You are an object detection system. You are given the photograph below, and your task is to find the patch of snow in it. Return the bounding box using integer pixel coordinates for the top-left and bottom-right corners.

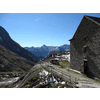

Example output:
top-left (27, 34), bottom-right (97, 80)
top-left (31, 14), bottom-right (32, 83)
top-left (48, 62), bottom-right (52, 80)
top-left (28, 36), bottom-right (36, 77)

top-left (69, 68), bottom-right (81, 74)
top-left (34, 69), bottom-right (67, 88)
top-left (61, 59), bottom-right (67, 60)
top-left (39, 82), bottom-right (42, 84)
top-left (55, 81), bottom-right (58, 84)
top-left (49, 77), bottom-right (53, 82)
top-left (55, 53), bottom-right (70, 62)
top-left (42, 81), bottom-right (46, 84)
top-left (58, 86), bottom-right (60, 88)
top-left (54, 58), bottom-right (59, 60)
top-left (32, 84), bottom-right (39, 88)
top-left (5, 75), bottom-right (9, 77)
top-left (45, 79), bottom-right (48, 83)
top-left (1, 77), bottom-right (6, 80)
top-left (61, 54), bottom-right (70, 62)
top-left (0, 77), bottom-right (20, 86)
top-left (15, 84), bottom-right (19, 88)
top-left (56, 56), bottom-right (61, 58)
top-left (0, 82), bottom-right (6, 85)
top-left (49, 76), bottom-right (59, 86)
top-left (39, 69), bottom-right (48, 76)
top-left (8, 77), bottom-right (19, 83)
top-left (61, 81), bottom-right (65, 84)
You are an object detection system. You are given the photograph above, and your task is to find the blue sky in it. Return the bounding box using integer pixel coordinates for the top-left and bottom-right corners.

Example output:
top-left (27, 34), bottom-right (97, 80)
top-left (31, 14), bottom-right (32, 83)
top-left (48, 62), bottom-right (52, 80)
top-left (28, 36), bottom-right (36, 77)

top-left (0, 13), bottom-right (100, 47)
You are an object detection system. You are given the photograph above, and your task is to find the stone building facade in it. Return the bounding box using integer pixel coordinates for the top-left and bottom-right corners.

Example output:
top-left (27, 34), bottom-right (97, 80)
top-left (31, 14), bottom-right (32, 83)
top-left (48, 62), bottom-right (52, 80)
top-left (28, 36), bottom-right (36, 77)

top-left (69, 15), bottom-right (100, 78)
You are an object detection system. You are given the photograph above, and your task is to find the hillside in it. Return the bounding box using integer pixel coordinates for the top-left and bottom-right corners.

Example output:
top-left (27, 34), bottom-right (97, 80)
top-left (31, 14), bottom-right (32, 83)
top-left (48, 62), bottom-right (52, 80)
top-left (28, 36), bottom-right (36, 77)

top-left (0, 45), bottom-right (35, 72)
top-left (0, 26), bottom-right (37, 63)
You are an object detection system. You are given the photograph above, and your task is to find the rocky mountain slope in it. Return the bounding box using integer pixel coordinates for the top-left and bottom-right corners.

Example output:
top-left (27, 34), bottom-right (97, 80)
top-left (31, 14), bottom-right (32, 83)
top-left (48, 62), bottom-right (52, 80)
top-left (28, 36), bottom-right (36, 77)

top-left (0, 26), bottom-right (37, 63)
top-left (0, 45), bottom-right (35, 72)
top-left (24, 44), bottom-right (70, 57)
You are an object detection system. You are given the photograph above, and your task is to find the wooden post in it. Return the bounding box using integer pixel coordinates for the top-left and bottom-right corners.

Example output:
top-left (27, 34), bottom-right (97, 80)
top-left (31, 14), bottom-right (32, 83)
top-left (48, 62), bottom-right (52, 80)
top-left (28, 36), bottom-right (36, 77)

top-left (75, 77), bottom-right (76, 85)
top-left (70, 74), bottom-right (71, 83)
top-left (52, 46), bottom-right (54, 58)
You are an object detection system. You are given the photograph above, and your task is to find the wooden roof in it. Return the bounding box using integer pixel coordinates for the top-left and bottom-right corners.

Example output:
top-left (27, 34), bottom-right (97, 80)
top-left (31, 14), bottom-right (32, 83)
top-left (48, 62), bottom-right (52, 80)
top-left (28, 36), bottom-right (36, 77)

top-left (69, 15), bottom-right (100, 41)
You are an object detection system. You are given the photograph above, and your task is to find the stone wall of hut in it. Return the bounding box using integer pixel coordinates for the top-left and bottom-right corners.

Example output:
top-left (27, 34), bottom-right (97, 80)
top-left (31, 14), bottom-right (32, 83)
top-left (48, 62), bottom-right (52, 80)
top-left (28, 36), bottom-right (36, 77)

top-left (70, 16), bottom-right (100, 78)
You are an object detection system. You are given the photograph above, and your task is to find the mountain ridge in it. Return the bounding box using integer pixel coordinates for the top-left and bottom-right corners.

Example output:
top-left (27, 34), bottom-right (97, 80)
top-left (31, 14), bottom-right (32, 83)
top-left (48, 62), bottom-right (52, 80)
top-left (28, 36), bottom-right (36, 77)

top-left (24, 44), bottom-right (70, 57)
top-left (0, 26), bottom-right (37, 63)
top-left (0, 45), bottom-right (35, 72)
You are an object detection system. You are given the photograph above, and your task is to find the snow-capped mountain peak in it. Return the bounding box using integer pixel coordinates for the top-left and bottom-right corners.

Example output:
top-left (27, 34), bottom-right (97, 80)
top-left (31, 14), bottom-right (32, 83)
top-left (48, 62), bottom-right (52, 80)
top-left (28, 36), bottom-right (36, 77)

top-left (42, 44), bottom-right (47, 47)
top-left (41, 44), bottom-right (49, 51)
top-left (24, 44), bottom-right (70, 57)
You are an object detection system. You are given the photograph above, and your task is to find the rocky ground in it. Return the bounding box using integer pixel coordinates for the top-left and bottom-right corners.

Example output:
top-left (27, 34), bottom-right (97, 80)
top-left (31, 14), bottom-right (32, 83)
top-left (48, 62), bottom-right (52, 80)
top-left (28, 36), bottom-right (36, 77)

top-left (1, 51), bottom-right (100, 88)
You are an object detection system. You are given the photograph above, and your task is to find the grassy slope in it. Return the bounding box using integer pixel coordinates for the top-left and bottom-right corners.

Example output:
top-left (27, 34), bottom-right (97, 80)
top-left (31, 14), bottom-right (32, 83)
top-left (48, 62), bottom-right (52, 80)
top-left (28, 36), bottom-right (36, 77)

top-left (59, 60), bottom-right (70, 68)
top-left (0, 45), bottom-right (36, 73)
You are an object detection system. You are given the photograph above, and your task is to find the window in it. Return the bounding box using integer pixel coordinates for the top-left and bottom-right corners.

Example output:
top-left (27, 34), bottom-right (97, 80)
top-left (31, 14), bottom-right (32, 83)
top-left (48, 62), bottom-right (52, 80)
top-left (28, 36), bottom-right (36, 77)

top-left (84, 36), bottom-right (87, 41)
top-left (84, 47), bottom-right (88, 53)
top-left (84, 47), bottom-right (86, 53)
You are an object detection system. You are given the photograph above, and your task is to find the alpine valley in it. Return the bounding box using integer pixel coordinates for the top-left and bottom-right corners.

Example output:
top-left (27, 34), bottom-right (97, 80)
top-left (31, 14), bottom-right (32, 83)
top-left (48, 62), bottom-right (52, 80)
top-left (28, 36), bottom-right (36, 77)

top-left (0, 26), bottom-right (71, 88)
top-left (0, 26), bottom-right (37, 72)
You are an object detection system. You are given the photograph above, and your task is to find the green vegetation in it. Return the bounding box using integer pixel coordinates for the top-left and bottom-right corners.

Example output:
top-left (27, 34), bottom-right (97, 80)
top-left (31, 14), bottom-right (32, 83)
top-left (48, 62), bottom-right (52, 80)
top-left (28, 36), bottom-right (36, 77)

top-left (22, 70), bottom-right (42, 88)
top-left (18, 66), bottom-right (43, 88)
top-left (59, 60), bottom-right (70, 68)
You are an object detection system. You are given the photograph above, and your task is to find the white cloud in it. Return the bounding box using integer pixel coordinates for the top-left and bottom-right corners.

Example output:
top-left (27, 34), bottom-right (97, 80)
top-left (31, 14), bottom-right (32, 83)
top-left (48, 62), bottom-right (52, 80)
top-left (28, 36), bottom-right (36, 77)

top-left (35, 18), bottom-right (41, 21)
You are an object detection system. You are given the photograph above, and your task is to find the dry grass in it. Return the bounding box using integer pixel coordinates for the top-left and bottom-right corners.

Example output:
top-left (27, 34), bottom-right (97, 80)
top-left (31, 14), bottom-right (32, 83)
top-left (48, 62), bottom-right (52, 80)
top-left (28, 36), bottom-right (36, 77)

top-left (0, 45), bottom-right (35, 73)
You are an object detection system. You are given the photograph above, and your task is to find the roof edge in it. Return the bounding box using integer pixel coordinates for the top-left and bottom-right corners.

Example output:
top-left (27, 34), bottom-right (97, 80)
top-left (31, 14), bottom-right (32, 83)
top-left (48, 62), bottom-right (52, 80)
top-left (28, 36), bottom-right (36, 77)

top-left (69, 15), bottom-right (100, 41)
top-left (69, 38), bottom-right (73, 41)
top-left (85, 15), bottom-right (100, 26)
top-left (69, 15), bottom-right (86, 41)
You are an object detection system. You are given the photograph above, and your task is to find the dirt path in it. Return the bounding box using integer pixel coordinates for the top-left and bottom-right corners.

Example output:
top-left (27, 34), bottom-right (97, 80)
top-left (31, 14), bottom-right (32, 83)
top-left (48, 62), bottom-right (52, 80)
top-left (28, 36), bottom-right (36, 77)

top-left (16, 61), bottom-right (100, 88)
top-left (63, 68), bottom-right (100, 88)
top-left (17, 64), bottom-right (41, 88)
top-left (60, 68), bottom-right (100, 88)
top-left (41, 62), bottom-right (100, 88)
